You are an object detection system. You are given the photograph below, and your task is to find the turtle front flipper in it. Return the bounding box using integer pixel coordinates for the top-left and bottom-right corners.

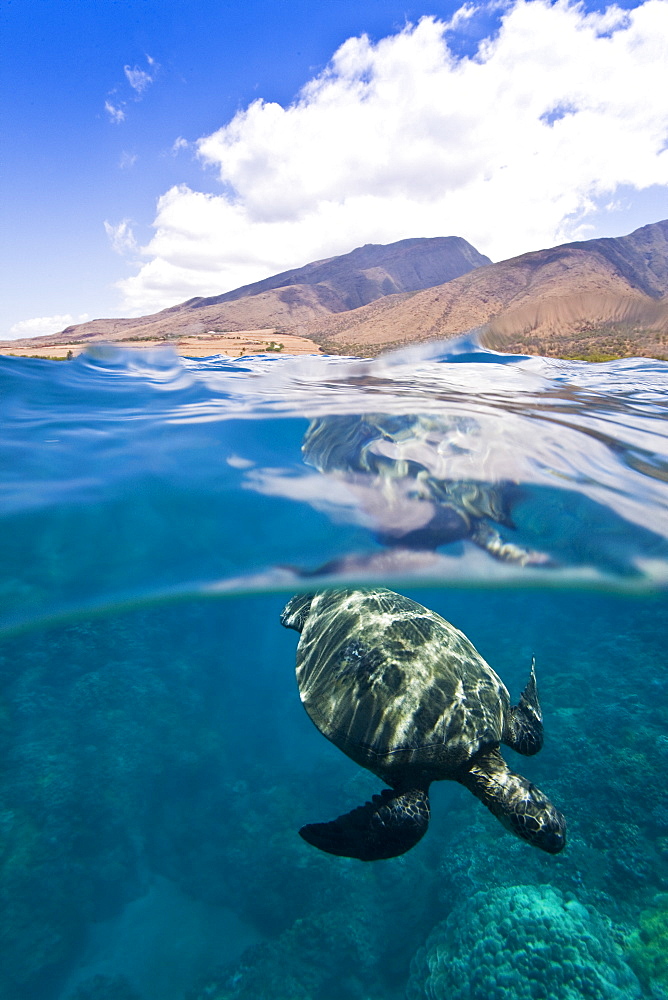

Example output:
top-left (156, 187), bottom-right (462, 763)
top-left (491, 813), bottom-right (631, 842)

top-left (461, 748), bottom-right (566, 854)
top-left (504, 657), bottom-right (544, 756)
top-left (299, 787), bottom-right (430, 861)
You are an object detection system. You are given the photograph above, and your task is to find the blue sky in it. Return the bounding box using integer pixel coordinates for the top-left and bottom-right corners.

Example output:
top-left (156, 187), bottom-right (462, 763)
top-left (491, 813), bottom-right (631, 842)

top-left (2, 0), bottom-right (667, 338)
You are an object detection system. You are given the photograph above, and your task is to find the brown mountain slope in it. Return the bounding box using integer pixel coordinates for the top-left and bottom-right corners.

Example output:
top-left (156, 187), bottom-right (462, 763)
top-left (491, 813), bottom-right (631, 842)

top-left (4, 222), bottom-right (667, 360)
top-left (184, 235), bottom-right (490, 311)
top-left (306, 220), bottom-right (668, 359)
top-left (2, 236), bottom-right (489, 350)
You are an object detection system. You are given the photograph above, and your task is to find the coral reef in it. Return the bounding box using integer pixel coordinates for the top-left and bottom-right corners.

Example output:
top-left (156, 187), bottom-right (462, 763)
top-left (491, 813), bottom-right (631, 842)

top-left (627, 895), bottom-right (668, 997)
top-left (406, 885), bottom-right (641, 1000)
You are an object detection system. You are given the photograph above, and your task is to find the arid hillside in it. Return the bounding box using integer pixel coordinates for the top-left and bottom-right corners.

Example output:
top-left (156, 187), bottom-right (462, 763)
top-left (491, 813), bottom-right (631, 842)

top-left (305, 221), bottom-right (668, 357)
top-left (306, 220), bottom-right (668, 359)
top-left (1, 236), bottom-right (489, 354)
top-left (2, 221), bottom-right (667, 360)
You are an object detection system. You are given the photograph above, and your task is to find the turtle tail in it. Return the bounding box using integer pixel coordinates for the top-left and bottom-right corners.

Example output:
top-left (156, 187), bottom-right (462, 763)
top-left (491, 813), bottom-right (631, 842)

top-left (299, 787), bottom-right (430, 861)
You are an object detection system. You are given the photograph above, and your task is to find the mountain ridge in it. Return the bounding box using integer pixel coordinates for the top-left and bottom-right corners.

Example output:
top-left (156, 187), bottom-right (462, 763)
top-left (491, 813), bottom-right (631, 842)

top-left (305, 220), bottom-right (668, 359)
top-left (4, 235), bottom-right (490, 348)
top-left (184, 235), bottom-right (491, 312)
top-left (2, 220), bottom-right (667, 360)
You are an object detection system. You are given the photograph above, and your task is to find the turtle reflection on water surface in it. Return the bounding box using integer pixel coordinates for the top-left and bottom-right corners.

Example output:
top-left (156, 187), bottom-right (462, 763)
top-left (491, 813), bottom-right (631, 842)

top-left (282, 587), bottom-right (566, 861)
top-left (302, 414), bottom-right (550, 566)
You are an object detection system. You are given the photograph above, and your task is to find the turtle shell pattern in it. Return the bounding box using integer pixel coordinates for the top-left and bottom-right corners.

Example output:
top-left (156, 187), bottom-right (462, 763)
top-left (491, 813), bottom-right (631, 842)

top-left (296, 588), bottom-right (510, 781)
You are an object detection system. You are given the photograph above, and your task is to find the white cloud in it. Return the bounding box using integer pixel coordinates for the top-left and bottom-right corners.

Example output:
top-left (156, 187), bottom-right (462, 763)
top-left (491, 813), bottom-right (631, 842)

top-left (104, 219), bottom-right (138, 255)
top-left (8, 314), bottom-right (90, 340)
top-left (105, 100), bottom-right (126, 124)
top-left (116, 0), bottom-right (668, 314)
top-left (105, 56), bottom-right (157, 124)
top-left (124, 64), bottom-right (153, 95)
top-left (119, 151), bottom-right (138, 169)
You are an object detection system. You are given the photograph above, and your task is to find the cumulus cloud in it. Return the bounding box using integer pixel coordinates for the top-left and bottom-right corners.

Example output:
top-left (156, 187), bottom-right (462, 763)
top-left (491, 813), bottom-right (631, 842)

top-left (116, 0), bottom-right (668, 314)
top-left (8, 314), bottom-right (90, 340)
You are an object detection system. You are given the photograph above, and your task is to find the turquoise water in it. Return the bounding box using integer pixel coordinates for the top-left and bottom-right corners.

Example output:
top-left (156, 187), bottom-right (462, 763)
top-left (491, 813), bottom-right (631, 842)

top-left (1, 338), bottom-right (667, 1000)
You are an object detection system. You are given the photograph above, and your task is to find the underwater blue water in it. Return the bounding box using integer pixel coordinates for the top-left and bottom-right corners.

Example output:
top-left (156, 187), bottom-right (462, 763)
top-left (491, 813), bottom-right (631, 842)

top-left (1, 337), bottom-right (667, 1000)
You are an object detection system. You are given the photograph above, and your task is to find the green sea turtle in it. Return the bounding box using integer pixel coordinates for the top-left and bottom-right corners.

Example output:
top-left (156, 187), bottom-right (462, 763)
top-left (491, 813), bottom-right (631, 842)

top-left (281, 587), bottom-right (566, 861)
top-left (301, 414), bottom-right (549, 566)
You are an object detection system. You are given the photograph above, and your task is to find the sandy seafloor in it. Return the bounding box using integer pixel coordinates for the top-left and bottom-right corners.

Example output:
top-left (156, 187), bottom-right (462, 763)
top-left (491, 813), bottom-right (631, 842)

top-left (1, 338), bottom-right (668, 1000)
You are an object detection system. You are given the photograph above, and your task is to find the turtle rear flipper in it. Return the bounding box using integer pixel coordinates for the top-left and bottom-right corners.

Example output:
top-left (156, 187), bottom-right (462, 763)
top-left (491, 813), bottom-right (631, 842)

top-left (504, 657), bottom-right (544, 756)
top-left (299, 787), bottom-right (430, 861)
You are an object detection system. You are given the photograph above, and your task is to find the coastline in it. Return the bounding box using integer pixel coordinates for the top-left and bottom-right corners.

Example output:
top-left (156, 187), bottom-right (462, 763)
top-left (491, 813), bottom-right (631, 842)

top-left (0, 329), bottom-right (323, 360)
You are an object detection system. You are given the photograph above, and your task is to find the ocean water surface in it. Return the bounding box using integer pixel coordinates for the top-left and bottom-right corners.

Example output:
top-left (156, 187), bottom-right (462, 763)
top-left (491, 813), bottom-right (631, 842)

top-left (1, 337), bottom-right (667, 1000)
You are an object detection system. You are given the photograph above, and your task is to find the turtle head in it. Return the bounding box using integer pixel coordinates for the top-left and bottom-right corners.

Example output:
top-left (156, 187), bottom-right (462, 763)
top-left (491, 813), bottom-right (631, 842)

top-left (280, 593), bottom-right (315, 633)
top-left (504, 795), bottom-right (567, 854)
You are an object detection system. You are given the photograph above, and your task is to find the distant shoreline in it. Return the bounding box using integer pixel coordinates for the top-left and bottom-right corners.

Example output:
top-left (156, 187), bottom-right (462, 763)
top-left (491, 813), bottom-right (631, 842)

top-left (0, 329), bottom-right (323, 360)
